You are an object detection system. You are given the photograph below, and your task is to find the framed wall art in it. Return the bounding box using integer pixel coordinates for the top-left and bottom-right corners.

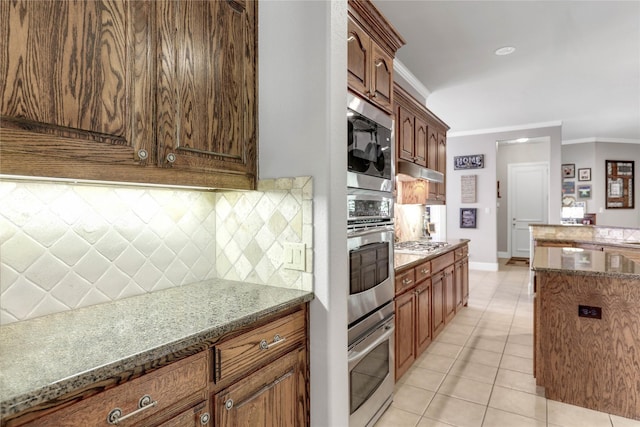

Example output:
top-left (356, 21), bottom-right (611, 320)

top-left (562, 164), bottom-right (575, 178)
top-left (606, 160), bottom-right (634, 209)
top-left (577, 185), bottom-right (592, 199)
top-left (578, 168), bottom-right (591, 181)
top-left (460, 208), bottom-right (477, 229)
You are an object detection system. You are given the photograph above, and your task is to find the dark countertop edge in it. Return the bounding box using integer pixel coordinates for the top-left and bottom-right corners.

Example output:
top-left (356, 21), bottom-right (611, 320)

top-left (531, 265), bottom-right (640, 279)
top-left (394, 239), bottom-right (470, 272)
top-left (0, 291), bottom-right (314, 418)
top-left (534, 238), bottom-right (640, 250)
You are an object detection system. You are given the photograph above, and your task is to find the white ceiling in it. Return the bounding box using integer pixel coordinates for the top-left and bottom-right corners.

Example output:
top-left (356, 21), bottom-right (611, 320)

top-left (373, 0), bottom-right (640, 142)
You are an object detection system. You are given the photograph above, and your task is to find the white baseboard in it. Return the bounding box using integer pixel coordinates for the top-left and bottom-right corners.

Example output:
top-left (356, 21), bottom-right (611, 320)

top-left (497, 251), bottom-right (509, 259)
top-left (469, 262), bottom-right (499, 272)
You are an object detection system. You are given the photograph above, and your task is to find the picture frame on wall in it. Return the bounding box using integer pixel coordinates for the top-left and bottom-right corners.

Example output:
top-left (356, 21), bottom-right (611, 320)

top-left (460, 208), bottom-right (477, 229)
top-left (606, 160), bottom-right (635, 209)
top-left (577, 185), bottom-right (592, 199)
top-left (562, 164), bottom-right (575, 178)
top-left (578, 168), bottom-right (591, 181)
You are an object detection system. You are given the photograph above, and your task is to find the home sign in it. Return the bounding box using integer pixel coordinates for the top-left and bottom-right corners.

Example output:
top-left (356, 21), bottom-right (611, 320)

top-left (454, 154), bottom-right (484, 170)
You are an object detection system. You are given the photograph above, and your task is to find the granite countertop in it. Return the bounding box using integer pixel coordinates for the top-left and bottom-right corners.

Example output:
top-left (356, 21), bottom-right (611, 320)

top-left (394, 239), bottom-right (470, 271)
top-left (0, 280), bottom-right (313, 418)
top-left (532, 246), bottom-right (640, 278)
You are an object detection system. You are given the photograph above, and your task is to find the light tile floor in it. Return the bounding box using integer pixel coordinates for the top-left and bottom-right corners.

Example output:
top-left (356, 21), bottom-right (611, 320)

top-left (375, 259), bottom-right (640, 427)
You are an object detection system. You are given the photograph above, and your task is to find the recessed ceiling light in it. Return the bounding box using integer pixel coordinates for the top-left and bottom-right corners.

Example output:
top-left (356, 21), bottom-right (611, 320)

top-left (516, 137), bottom-right (529, 143)
top-left (495, 46), bottom-right (516, 56)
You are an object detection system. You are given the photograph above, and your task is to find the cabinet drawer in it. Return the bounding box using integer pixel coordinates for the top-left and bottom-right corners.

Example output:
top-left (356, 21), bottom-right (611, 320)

top-left (431, 252), bottom-right (454, 273)
top-left (215, 310), bottom-right (306, 383)
top-left (395, 269), bottom-right (416, 295)
top-left (22, 352), bottom-right (208, 426)
top-left (415, 261), bottom-right (431, 282)
top-left (455, 245), bottom-right (469, 260)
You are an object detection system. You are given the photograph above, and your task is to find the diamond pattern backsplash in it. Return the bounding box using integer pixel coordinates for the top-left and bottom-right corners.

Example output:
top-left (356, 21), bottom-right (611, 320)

top-left (0, 177), bottom-right (313, 325)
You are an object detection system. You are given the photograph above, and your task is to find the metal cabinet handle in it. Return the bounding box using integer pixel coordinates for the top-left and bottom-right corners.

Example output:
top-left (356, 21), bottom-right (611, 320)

top-left (260, 334), bottom-right (285, 350)
top-left (166, 153), bottom-right (176, 163)
top-left (200, 412), bottom-right (211, 424)
top-left (225, 399), bottom-right (234, 410)
top-left (402, 278), bottom-right (413, 286)
top-left (137, 149), bottom-right (148, 160)
top-left (375, 60), bottom-right (384, 68)
top-left (420, 268), bottom-right (429, 274)
top-left (347, 35), bottom-right (356, 42)
top-left (107, 395), bottom-right (158, 424)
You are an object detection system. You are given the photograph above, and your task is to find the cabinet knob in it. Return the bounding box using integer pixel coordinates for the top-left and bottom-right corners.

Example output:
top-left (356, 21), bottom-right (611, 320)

top-left (200, 412), bottom-right (211, 424)
top-left (166, 153), bottom-right (176, 163)
top-left (225, 399), bottom-right (234, 410)
top-left (137, 149), bottom-right (148, 160)
top-left (402, 278), bottom-right (413, 286)
top-left (375, 59), bottom-right (384, 68)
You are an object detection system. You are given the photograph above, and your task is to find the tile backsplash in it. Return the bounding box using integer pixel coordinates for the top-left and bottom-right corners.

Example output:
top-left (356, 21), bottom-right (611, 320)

top-left (0, 177), bottom-right (312, 324)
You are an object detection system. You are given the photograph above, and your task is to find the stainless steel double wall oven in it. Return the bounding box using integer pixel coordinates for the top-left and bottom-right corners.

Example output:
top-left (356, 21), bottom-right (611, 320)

top-left (347, 94), bottom-right (395, 427)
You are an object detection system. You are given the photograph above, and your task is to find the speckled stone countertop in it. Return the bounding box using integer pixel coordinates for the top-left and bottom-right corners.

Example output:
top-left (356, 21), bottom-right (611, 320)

top-left (530, 224), bottom-right (640, 248)
top-left (0, 279), bottom-right (313, 418)
top-left (394, 239), bottom-right (470, 271)
top-left (532, 247), bottom-right (640, 278)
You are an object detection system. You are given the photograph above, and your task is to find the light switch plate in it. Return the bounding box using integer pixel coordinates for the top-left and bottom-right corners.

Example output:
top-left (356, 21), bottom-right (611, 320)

top-left (283, 242), bottom-right (306, 271)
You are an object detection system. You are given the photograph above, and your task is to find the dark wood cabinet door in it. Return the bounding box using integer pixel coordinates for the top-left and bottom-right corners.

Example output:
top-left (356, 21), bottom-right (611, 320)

top-left (157, 0), bottom-right (257, 177)
top-left (347, 17), bottom-right (370, 98)
top-left (444, 265), bottom-right (455, 323)
top-left (1, 0), bottom-right (150, 171)
top-left (395, 291), bottom-right (416, 380)
top-left (431, 271), bottom-right (445, 339)
top-left (427, 127), bottom-right (439, 200)
top-left (215, 348), bottom-right (305, 427)
top-left (454, 261), bottom-right (464, 311)
top-left (414, 116), bottom-right (428, 167)
top-left (462, 257), bottom-right (469, 306)
top-left (415, 280), bottom-right (432, 356)
top-left (398, 105), bottom-right (415, 162)
top-left (370, 44), bottom-right (393, 113)
top-left (436, 131), bottom-right (447, 201)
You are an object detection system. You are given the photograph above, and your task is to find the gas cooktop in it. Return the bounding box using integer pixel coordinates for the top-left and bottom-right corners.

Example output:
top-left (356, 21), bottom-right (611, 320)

top-left (394, 240), bottom-right (449, 254)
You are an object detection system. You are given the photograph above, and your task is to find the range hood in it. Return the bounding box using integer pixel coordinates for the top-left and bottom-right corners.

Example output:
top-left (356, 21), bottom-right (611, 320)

top-left (396, 160), bottom-right (444, 183)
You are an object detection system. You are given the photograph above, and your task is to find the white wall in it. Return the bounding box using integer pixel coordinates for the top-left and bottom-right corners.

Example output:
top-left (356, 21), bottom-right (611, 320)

top-left (562, 142), bottom-right (640, 227)
top-left (446, 124), bottom-right (562, 269)
top-left (259, 1), bottom-right (349, 426)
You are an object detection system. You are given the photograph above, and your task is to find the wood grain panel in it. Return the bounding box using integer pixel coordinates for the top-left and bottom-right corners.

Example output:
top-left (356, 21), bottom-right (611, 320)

top-left (538, 272), bottom-right (640, 419)
top-left (415, 280), bottom-right (431, 356)
top-left (394, 291), bottom-right (415, 380)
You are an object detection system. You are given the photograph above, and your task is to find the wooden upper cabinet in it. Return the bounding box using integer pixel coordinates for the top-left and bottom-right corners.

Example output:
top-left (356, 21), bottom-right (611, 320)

top-left (347, 0), bottom-right (404, 114)
top-left (370, 44), bottom-right (393, 113)
top-left (157, 0), bottom-right (256, 177)
top-left (398, 105), bottom-right (415, 162)
top-left (414, 116), bottom-right (428, 167)
top-left (0, 0), bottom-right (148, 165)
top-left (347, 18), bottom-right (371, 97)
top-left (436, 131), bottom-right (447, 201)
top-left (1, 0), bottom-right (256, 190)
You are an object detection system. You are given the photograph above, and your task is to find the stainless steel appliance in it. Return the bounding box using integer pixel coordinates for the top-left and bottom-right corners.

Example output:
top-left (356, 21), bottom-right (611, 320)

top-left (394, 240), bottom-right (450, 254)
top-left (348, 301), bottom-right (395, 427)
top-left (348, 94), bottom-right (394, 192)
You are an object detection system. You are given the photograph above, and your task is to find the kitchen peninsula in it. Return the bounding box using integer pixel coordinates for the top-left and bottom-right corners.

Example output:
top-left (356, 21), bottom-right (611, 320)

top-left (532, 246), bottom-right (640, 420)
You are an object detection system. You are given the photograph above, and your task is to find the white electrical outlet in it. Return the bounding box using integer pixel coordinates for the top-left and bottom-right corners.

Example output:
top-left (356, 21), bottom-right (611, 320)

top-left (283, 242), bottom-right (306, 271)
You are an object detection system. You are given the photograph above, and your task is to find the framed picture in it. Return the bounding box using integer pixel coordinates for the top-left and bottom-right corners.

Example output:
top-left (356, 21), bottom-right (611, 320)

top-left (562, 181), bottom-right (575, 195)
top-left (577, 185), bottom-right (592, 199)
top-left (460, 208), bottom-right (477, 229)
top-left (606, 160), bottom-right (635, 209)
top-left (578, 168), bottom-right (591, 181)
top-left (562, 163), bottom-right (575, 178)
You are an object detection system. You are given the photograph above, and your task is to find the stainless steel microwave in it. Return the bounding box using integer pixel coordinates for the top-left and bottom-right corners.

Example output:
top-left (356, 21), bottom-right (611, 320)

top-left (347, 94), bottom-right (394, 192)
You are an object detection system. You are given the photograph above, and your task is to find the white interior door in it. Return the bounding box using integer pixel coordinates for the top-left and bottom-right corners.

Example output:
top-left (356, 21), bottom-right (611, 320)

top-left (508, 163), bottom-right (548, 258)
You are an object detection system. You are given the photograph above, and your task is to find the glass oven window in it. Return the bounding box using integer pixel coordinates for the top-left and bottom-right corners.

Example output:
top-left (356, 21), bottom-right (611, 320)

top-left (350, 242), bottom-right (390, 295)
top-left (348, 112), bottom-right (392, 180)
top-left (350, 341), bottom-right (390, 414)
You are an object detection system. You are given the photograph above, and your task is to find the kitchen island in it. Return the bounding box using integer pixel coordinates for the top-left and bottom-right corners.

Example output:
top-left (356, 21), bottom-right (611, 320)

top-left (0, 280), bottom-right (313, 425)
top-left (532, 246), bottom-right (640, 420)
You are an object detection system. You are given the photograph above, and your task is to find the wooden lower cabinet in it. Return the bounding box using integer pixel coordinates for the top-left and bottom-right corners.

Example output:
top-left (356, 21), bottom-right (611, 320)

top-left (5, 305), bottom-right (309, 427)
top-left (214, 347), bottom-right (306, 427)
top-left (443, 265), bottom-right (455, 323)
top-left (415, 280), bottom-right (432, 355)
top-left (394, 290), bottom-right (416, 380)
top-left (431, 270), bottom-right (445, 339)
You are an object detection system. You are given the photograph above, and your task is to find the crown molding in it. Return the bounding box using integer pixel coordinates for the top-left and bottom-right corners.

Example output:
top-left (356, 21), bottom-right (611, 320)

top-left (393, 59), bottom-right (431, 102)
top-left (562, 137), bottom-right (640, 145)
top-left (448, 121), bottom-right (562, 137)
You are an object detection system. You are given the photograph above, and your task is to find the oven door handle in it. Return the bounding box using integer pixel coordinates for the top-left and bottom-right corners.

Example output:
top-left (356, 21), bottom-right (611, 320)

top-left (347, 226), bottom-right (394, 239)
top-left (348, 322), bottom-right (394, 367)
